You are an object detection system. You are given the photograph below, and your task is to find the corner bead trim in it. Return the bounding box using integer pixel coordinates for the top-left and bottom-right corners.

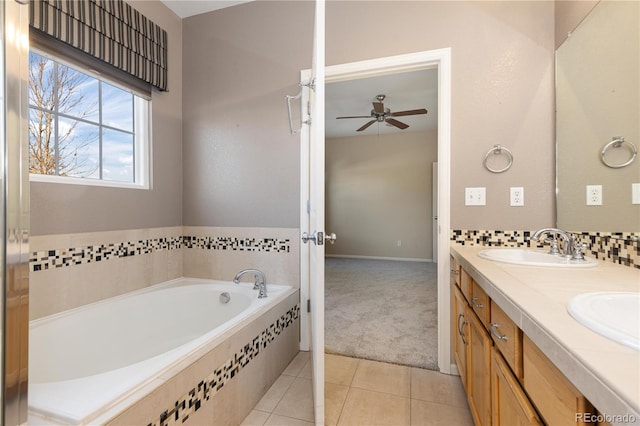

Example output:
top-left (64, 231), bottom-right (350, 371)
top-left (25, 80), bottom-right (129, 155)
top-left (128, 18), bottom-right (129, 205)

top-left (30, 235), bottom-right (291, 272)
top-left (146, 304), bottom-right (300, 426)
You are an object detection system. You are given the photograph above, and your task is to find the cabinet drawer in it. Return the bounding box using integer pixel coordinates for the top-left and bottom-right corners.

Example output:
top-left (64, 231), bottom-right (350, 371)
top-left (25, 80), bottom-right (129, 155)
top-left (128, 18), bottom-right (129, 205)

top-left (490, 301), bottom-right (523, 380)
top-left (450, 256), bottom-right (461, 287)
top-left (460, 267), bottom-right (473, 302)
top-left (523, 335), bottom-right (595, 425)
top-left (471, 280), bottom-right (490, 329)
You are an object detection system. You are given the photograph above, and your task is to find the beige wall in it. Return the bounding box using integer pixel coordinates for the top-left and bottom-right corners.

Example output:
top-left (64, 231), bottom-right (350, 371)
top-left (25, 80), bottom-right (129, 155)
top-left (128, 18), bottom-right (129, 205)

top-left (30, 1), bottom-right (183, 236)
top-left (182, 1), bottom-right (556, 231)
top-left (325, 131), bottom-right (437, 260)
top-left (555, 0), bottom-right (599, 49)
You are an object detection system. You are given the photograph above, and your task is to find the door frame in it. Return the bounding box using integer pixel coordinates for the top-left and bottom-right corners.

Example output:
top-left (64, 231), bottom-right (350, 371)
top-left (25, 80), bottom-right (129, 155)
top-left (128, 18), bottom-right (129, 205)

top-left (300, 48), bottom-right (453, 373)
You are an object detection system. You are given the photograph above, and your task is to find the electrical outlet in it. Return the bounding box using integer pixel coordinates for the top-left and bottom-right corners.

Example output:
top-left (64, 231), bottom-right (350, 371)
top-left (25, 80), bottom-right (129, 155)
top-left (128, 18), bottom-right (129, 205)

top-left (465, 187), bottom-right (486, 206)
top-left (633, 183), bottom-right (640, 205)
top-left (586, 185), bottom-right (603, 206)
top-left (510, 187), bottom-right (524, 206)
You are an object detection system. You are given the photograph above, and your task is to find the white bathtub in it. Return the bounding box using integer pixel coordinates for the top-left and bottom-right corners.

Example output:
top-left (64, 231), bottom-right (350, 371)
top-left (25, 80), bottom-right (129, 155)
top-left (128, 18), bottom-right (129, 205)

top-left (29, 278), bottom-right (295, 425)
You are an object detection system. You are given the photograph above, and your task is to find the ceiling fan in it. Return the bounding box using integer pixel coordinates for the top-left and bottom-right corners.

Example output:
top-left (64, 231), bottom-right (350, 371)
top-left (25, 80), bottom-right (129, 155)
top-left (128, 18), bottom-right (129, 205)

top-left (336, 94), bottom-right (428, 132)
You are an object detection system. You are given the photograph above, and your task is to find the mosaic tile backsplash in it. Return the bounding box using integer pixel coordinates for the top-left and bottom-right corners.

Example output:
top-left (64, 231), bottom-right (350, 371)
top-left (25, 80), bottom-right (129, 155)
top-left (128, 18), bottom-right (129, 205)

top-left (30, 235), bottom-right (291, 272)
top-left (451, 230), bottom-right (640, 269)
top-left (147, 304), bottom-right (300, 426)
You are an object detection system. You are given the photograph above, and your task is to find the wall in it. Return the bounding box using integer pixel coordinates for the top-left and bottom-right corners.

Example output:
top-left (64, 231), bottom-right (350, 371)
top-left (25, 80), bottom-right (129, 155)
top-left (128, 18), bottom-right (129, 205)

top-left (182, 1), bottom-right (556, 232)
top-left (182, 1), bottom-right (314, 228)
top-left (554, 0), bottom-right (599, 49)
top-left (29, 1), bottom-right (183, 236)
top-left (325, 131), bottom-right (437, 260)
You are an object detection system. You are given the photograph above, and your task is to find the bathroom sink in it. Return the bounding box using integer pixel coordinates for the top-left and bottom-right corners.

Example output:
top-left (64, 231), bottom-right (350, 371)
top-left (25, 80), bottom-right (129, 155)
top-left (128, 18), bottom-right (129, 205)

top-left (568, 292), bottom-right (640, 351)
top-left (477, 248), bottom-right (597, 268)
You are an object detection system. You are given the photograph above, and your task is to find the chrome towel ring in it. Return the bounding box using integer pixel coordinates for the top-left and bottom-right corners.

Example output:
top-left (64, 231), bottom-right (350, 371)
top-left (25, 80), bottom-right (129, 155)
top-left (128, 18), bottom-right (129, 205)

top-left (483, 144), bottom-right (513, 173)
top-left (601, 137), bottom-right (637, 168)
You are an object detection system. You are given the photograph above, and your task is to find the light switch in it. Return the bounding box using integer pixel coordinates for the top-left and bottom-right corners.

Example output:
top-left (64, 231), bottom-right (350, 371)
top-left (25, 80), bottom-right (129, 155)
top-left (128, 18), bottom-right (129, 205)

top-left (465, 187), bottom-right (486, 206)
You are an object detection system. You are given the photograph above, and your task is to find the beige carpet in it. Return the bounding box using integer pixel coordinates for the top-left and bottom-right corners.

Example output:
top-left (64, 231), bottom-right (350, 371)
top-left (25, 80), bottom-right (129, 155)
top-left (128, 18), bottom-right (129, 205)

top-left (324, 257), bottom-right (438, 370)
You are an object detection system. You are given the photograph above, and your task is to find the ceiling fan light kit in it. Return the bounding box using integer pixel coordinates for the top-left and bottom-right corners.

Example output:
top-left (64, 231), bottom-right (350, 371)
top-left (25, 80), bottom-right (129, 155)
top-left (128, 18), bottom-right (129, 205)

top-left (336, 94), bottom-right (428, 132)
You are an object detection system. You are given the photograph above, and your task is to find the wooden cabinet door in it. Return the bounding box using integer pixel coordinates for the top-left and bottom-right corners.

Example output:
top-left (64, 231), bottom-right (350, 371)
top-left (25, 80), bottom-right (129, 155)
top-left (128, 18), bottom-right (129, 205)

top-left (467, 306), bottom-right (492, 426)
top-left (491, 347), bottom-right (543, 426)
top-left (453, 284), bottom-right (468, 389)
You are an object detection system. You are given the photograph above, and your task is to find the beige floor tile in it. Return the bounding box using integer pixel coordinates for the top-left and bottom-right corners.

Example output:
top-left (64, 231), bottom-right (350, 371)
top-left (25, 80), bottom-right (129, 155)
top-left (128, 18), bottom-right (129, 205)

top-left (254, 374), bottom-right (295, 412)
top-left (298, 359), bottom-right (312, 379)
top-left (325, 382), bottom-right (349, 426)
top-left (265, 414), bottom-right (315, 426)
top-left (351, 359), bottom-right (411, 397)
top-left (325, 354), bottom-right (359, 386)
top-left (338, 388), bottom-right (411, 426)
top-left (410, 368), bottom-right (467, 408)
top-left (240, 409), bottom-right (271, 426)
top-left (410, 399), bottom-right (474, 426)
top-left (273, 377), bottom-right (315, 422)
top-left (283, 351), bottom-right (311, 377)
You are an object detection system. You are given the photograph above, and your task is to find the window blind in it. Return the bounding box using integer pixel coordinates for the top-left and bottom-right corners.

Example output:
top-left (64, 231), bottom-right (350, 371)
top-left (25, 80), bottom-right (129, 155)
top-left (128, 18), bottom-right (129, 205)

top-left (29, 0), bottom-right (168, 93)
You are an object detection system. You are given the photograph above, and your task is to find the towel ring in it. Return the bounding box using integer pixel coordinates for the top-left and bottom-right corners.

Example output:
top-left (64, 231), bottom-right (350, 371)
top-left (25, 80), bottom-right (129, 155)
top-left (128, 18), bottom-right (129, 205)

top-left (483, 145), bottom-right (513, 173)
top-left (601, 137), bottom-right (637, 168)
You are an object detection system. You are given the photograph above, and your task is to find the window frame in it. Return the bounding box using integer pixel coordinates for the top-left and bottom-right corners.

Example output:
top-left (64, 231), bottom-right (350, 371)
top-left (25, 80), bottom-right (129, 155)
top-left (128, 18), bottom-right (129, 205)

top-left (28, 48), bottom-right (152, 190)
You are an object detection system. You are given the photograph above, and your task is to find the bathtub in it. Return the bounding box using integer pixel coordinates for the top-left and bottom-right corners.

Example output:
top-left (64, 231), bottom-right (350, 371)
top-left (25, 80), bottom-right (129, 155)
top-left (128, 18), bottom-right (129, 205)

top-left (29, 278), bottom-right (297, 425)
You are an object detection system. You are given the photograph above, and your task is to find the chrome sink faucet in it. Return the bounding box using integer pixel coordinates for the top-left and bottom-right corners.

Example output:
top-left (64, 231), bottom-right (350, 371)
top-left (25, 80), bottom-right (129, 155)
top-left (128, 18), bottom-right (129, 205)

top-left (233, 269), bottom-right (268, 298)
top-left (531, 228), bottom-right (587, 261)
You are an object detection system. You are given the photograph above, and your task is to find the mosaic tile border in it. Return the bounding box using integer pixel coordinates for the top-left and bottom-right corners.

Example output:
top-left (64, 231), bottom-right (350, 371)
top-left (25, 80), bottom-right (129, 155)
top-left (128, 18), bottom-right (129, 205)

top-left (146, 304), bottom-right (300, 426)
top-left (30, 236), bottom-right (291, 272)
top-left (451, 230), bottom-right (640, 269)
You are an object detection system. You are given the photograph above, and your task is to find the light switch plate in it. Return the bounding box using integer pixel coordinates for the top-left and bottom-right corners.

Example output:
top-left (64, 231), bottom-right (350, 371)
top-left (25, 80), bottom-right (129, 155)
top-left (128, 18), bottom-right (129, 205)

top-left (633, 183), bottom-right (640, 205)
top-left (465, 187), bottom-right (486, 206)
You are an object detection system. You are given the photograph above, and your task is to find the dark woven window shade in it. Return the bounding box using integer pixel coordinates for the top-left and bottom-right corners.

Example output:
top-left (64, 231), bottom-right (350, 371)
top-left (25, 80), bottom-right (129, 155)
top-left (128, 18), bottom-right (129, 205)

top-left (29, 0), bottom-right (168, 93)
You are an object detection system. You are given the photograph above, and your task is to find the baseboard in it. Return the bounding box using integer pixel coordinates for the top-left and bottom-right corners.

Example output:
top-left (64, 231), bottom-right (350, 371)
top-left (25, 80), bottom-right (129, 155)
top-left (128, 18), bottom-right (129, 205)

top-left (325, 254), bottom-right (432, 263)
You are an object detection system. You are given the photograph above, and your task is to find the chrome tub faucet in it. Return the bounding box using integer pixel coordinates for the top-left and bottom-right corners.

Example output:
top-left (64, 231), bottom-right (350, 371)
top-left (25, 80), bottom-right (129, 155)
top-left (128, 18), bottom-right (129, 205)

top-left (233, 269), bottom-right (268, 298)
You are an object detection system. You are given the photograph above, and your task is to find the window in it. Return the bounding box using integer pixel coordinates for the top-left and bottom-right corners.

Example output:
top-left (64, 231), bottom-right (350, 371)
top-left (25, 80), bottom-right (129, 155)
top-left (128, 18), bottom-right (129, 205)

top-left (28, 51), bottom-right (150, 188)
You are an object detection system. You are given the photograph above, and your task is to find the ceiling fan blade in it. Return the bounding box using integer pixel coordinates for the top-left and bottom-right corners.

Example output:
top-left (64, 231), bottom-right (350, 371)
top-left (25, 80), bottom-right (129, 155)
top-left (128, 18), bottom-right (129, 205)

top-left (357, 120), bottom-right (376, 132)
top-left (385, 118), bottom-right (409, 130)
top-left (372, 102), bottom-right (385, 114)
top-left (389, 108), bottom-right (428, 117)
top-left (336, 115), bottom-right (373, 119)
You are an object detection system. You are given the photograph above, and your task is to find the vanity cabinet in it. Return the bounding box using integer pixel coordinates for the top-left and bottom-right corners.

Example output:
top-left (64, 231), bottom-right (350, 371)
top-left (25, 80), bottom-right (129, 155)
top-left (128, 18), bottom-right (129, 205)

top-left (451, 258), bottom-right (597, 426)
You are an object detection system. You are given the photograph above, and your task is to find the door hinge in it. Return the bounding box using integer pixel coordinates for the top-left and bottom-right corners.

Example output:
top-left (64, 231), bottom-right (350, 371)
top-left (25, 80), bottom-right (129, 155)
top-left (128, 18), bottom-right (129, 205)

top-left (307, 299), bottom-right (311, 313)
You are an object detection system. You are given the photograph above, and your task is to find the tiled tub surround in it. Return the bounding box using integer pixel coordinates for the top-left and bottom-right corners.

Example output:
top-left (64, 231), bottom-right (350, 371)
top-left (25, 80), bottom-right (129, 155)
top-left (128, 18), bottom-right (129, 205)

top-left (451, 245), bottom-right (640, 424)
top-left (451, 230), bottom-right (640, 269)
top-left (28, 277), bottom-right (300, 425)
top-left (29, 227), bottom-right (300, 319)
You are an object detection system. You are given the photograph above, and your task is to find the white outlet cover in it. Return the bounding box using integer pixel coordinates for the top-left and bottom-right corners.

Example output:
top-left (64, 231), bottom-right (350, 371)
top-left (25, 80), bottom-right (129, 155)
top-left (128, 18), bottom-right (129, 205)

top-left (510, 187), bottom-right (524, 206)
top-left (633, 183), bottom-right (640, 205)
top-left (586, 185), bottom-right (603, 206)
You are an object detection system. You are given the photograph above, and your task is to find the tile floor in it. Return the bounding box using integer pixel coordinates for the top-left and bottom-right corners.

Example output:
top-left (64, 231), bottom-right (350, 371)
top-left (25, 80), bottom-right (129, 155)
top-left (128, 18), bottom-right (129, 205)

top-left (241, 352), bottom-right (473, 426)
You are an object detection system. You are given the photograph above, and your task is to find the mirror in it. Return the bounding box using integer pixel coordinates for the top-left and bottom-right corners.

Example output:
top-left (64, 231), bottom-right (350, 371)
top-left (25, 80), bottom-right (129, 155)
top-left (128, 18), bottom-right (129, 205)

top-left (556, 1), bottom-right (639, 233)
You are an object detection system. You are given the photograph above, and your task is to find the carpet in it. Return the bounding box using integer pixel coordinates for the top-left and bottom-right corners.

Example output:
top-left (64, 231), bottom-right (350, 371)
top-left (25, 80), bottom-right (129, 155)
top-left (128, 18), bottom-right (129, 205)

top-left (324, 257), bottom-right (438, 370)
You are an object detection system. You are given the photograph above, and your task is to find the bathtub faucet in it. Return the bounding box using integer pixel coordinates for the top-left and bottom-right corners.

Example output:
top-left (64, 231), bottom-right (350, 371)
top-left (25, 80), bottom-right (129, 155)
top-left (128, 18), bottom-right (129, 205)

top-left (233, 269), bottom-right (268, 298)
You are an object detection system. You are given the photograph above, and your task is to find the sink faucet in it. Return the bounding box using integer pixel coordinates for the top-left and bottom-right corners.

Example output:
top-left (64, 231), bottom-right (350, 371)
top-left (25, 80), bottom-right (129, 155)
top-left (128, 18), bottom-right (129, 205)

top-left (531, 228), bottom-right (586, 260)
top-left (233, 269), bottom-right (267, 298)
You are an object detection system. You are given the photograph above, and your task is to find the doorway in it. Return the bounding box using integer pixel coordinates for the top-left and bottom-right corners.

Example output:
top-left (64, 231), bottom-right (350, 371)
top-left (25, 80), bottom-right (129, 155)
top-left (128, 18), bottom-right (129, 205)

top-left (324, 69), bottom-right (439, 369)
top-left (300, 48), bottom-right (453, 380)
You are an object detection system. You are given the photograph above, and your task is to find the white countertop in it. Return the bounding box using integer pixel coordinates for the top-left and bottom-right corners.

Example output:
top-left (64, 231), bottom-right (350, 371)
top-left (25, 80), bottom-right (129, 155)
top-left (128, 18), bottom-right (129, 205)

top-left (451, 245), bottom-right (640, 425)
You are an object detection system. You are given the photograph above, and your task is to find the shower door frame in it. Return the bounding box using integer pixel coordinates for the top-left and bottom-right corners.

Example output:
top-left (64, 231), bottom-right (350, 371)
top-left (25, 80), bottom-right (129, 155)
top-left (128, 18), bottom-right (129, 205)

top-left (2, 0), bottom-right (30, 424)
